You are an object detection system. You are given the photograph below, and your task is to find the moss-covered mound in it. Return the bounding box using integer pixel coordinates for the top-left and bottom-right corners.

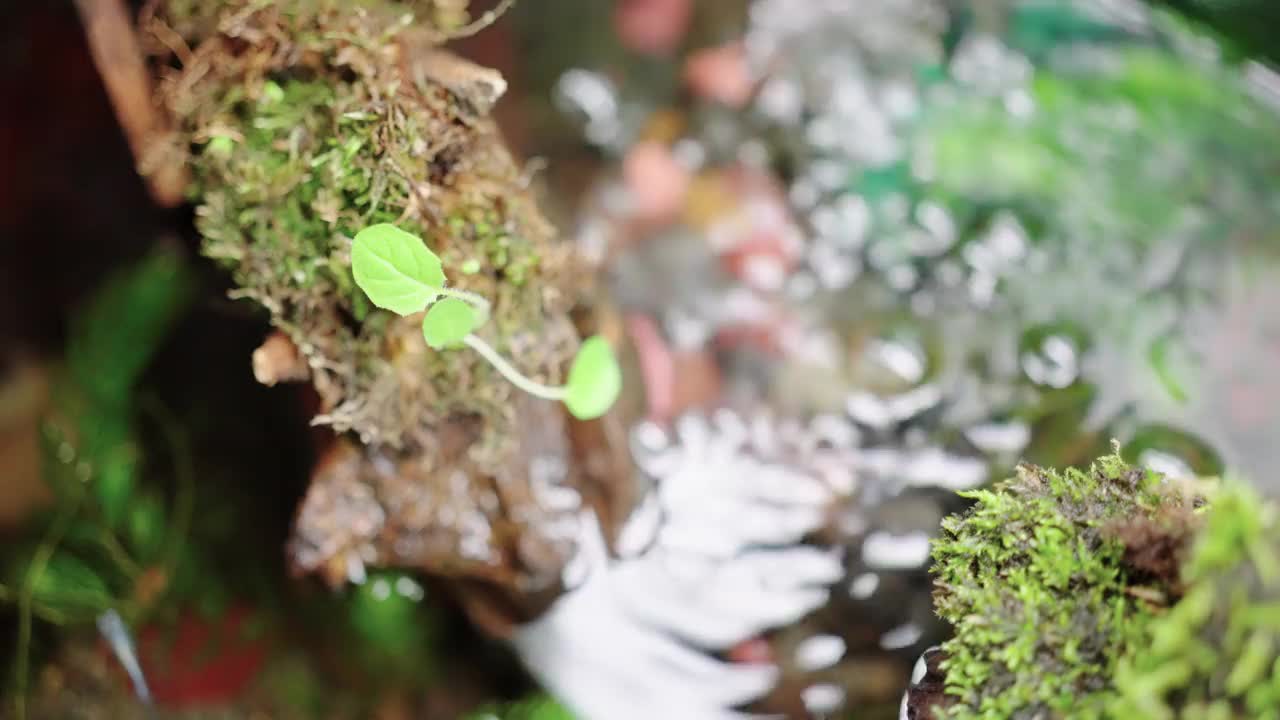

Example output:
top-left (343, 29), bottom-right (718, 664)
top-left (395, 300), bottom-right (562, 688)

top-left (927, 452), bottom-right (1280, 719)
top-left (1111, 482), bottom-right (1280, 719)
top-left (929, 452), bottom-right (1202, 718)
top-left (149, 0), bottom-right (582, 459)
top-left (143, 0), bottom-right (598, 593)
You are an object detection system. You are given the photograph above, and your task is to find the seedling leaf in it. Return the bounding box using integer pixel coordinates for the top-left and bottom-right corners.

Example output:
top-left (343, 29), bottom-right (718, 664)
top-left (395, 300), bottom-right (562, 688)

top-left (563, 336), bottom-right (622, 420)
top-left (423, 297), bottom-right (478, 349)
top-left (351, 224), bottom-right (445, 315)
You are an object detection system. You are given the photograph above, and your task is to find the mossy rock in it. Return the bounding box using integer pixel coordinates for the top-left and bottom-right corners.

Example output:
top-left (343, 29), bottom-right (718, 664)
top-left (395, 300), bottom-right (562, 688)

top-left (1110, 482), bottom-right (1280, 719)
top-left (149, 0), bottom-right (584, 461)
top-left (925, 451), bottom-right (1279, 719)
top-left (928, 451), bottom-right (1204, 718)
top-left (146, 1), bottom-right (600, 593)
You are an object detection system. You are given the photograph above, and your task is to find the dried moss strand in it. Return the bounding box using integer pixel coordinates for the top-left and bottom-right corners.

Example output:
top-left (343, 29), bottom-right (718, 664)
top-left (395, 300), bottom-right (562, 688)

top-left (463, 334), bottom-right (565, 401)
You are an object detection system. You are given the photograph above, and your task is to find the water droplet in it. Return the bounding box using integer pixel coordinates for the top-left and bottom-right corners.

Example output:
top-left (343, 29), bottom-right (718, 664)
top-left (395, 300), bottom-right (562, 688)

top-left (847, 392), bottom-right (896, 430)
top-left (1139, 449), bottom-right (1196, 481)
top-left (790, 179), bottom-right (821, 209)
top-left (671, 138), bottom-right (706, 170)
top-left (347, 556), bottom-right (367, 585)
top-left (861, 531), bottom-right (932, 570)
top-left (965, 421), bottom-right (1031, 455)
top-left (802, 683), bottom-right (847, 715)
top-left (554, 69), bottom-right (621, 146)
top-left (881, 622), bottom-right (923, 650)
top-left (1022, 334), bottom-right (1079, 389)
top-left (849, 572), bottom-right (880, 599)
top-left (869, 339), bottom-right (927, 385)
top-left (395, 576), bottom-right (425, 602)
top-left (795, 634), bottom-right (847, 672)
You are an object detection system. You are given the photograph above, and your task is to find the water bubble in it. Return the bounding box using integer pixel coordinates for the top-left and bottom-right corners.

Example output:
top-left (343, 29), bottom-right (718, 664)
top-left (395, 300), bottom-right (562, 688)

top-left (880, 622), bottom-right (923, 650)
top-left (847, 392), bottom-right (896, 430)
top-left (849, 572), bottom-right (880, 599)
top-left (861, 530), bottom-right (932, 570)
top-left (914, 201), bottom-right (955, 252)
top-left (737, 139), bottom-right (772, 168)
top-left (965, 421), bottom-right (1031, 455)
top-left (1139, 449), bottom-right (1196, 481)
top-left (790, 179), bottom-right (822, 209)
top-left (1125, 423), bottom-right (1224, 478)
top-left (757, 78), bottom-right (804, 122)
top-left (671, 138), bottom-right (706, 170)
top-left (811, 242), bottom-right (860, 290)
top-left (802, 683), bottom-right (847, 715)
top-left (554, 69), bottom-right (621, 145)
top-left (887, 264), bottom-right (919, 292)
top-left (395, 576), bottom-right (425, 602)
top-left (795, 634), bottom-right (847, 672)
top-left (1022, 335), bottom-right (1080, 389)
top-left (787, 271), bottom-right (820, 301)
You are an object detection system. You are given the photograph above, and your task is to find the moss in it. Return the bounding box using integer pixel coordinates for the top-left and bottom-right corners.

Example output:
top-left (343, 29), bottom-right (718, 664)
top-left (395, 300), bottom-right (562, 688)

top-left (1110, 483), bottom-right (1280, 719)
top-left (928, 450), bottom-right (1280, 719)
top-left (151, 0), bottom-right (582, 459)
top-left (464, 695), bottom-right (575, 720)
top-left (930, 451), bottom-right (1198, 718)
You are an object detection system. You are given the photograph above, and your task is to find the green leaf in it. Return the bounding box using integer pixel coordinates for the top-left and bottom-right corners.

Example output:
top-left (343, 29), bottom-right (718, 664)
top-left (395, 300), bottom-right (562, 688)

top-left (127, 491), bottom-right (167, 562)
top-left (30, 552), bottom-right (115, 618)
top-left (94, 440), bottom-right (139, 530)
top-left (68, 248), bottom-right (192, 409)
top-left (347, 572), bottom-right (438, 678)
top-left (422, 297), bottom-right (478, 349)
top-left (351, 224), bottom-right (445, 315)
top-left (562, 336), bottom-right (622, 421)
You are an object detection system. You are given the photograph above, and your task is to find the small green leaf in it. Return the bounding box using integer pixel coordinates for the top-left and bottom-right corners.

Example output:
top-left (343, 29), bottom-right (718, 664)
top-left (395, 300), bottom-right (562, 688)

top-left (30, 552), bottom-right (115, 618)
top-left (95, 441), bottom-right (138, 530)
top-left (563, 336), bottom-right (622, 420)
top-left (351, 224), bottom-right (445, 316)
top-left (127, 492), bottom-right (167, 562)
top-left (261, 80), bottom-right (285, 105)
top-left (206, 135), bottom-right (235, 157)
top-left (422, 297), bottom-right (477, 349)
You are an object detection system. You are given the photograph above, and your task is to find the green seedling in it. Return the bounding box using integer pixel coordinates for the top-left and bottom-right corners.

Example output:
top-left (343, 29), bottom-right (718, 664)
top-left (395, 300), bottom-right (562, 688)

top-left (350, 223), bottom-right (621, 420)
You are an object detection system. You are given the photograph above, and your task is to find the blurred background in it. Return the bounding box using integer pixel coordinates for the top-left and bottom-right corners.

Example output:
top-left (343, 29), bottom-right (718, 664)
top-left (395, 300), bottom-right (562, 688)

top-left (0, 0), bottom-right (1277, 718)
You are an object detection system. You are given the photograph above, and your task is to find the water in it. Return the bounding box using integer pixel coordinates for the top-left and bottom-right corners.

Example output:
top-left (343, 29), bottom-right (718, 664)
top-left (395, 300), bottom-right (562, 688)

top-left (551, 0), bottom-right (1280, 715)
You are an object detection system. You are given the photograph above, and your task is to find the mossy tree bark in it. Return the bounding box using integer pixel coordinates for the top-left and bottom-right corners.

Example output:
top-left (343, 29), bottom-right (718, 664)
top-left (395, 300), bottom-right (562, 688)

top-left (140, 0), bottom-right (639, 629)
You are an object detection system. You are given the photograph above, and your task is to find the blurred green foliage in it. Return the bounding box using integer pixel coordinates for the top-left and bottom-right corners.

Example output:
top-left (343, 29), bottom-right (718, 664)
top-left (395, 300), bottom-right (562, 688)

top-left (465, 693), bottom-right (577, 720)
top-left (4, 247), bottom-right (193, 714)
top-left (1111, 482), bottom-right (1280, 718)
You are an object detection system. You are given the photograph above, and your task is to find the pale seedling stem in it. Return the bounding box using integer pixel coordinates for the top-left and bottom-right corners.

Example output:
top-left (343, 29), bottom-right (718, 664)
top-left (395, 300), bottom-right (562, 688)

top-left (463, 334), bottom-right (565, 402)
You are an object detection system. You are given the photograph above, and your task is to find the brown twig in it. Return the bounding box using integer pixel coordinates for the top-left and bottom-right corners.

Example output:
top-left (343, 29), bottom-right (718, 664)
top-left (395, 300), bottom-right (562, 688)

top-left (74, 0), bottom-right (188, 207)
